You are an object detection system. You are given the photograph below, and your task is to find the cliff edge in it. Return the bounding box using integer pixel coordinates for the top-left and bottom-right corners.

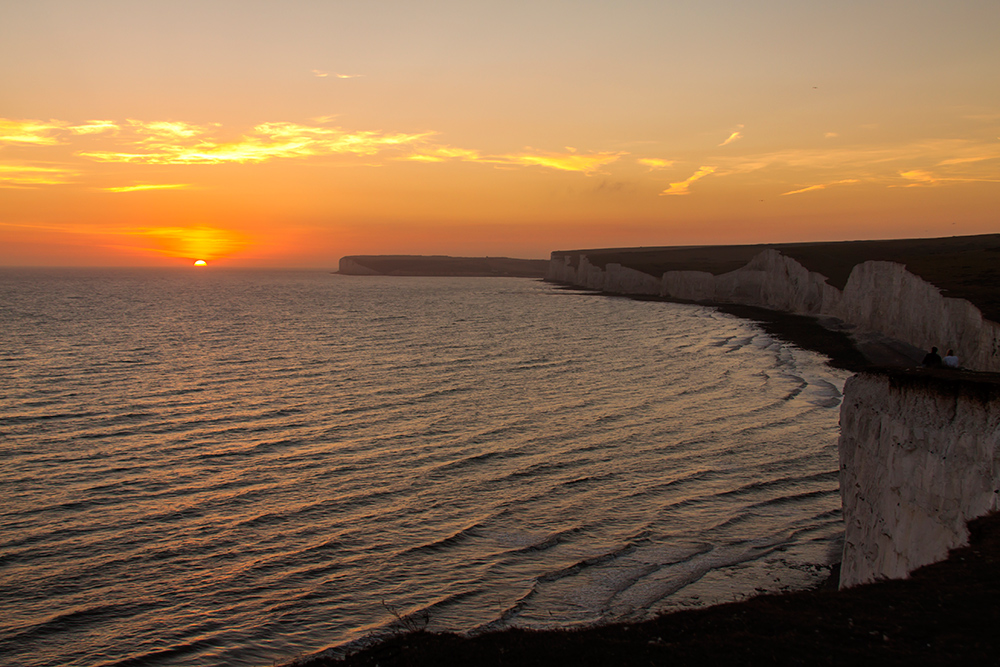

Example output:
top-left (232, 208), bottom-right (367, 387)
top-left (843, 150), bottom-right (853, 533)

top-left (839, 369), bottom-right (1000, 588)
top-left (547, 234), bottom-right (1000, 372)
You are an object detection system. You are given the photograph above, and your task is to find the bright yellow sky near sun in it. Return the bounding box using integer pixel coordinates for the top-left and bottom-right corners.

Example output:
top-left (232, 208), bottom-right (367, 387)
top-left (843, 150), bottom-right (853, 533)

top-left (1, 0), bottom-right (998, 267)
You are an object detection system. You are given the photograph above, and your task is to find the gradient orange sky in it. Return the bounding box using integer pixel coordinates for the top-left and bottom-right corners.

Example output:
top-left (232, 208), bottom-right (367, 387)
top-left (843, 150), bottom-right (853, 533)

top-left (2, 1), bottom-right (998, 267)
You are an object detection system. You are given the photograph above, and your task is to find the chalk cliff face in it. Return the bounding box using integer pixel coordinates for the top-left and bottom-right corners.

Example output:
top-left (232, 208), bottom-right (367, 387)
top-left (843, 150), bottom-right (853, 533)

top-left (550, 246), bottom-right (1000, 589)
top-left (338, 257), bottom-right (381, 275)
top-left (836, 261), bottom-right (1000, 372)
top-left (660, 249), bottom-right (841, 316)
top-left (548, 249), bottom-right (1000, 372)
top-left (838, 372), bottom-right (1000, 588)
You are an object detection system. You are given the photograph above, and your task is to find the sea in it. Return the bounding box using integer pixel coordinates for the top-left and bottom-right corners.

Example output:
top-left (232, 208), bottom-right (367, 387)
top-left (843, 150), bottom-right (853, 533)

top-left (0, 268), bottom-right (851, 667)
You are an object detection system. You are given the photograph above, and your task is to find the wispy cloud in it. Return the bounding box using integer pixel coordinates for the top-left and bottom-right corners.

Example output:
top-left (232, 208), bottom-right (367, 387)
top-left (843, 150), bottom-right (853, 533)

top-left (491, 150), bottom-right (623, 173)
top-left (127, 119), bottom-right (212, 140)
top-left (0, 119), bottom-right (67, 145)
top-left (0, 163), bottom-right (77, 187)
top-left (897, 169), bottom-right (939, 187)
top-left (781, 179), bottom-right (859, 196)
top-left (69, 121), bottom-right (120, 135)
top-left (405, 146), bottom-right (483, 162)
top-left (637, 158), bottom-right (674, 170)
top-left (18, 115), bottom-right (998, 197)
top-left (0, 117), bottom-right (629, 181)
top-left (937, 154), bottom-right (999, 166)
top-left (104, 183), bottom-right (191, 193)
top-left (80, 122), bottom-right (434, 164)
top-left (405, 146), bottom-right (623, 173)
top-left (660, 166), bottom-right (716, 196)
top-left (312, 70), bottom-right (363, 79)
top-left (894, 169), bottom-right (1000, 188)
top-left (703, 138), bottom-right (1000, 186)
top-left (718, 125), bottom-right (744, 147)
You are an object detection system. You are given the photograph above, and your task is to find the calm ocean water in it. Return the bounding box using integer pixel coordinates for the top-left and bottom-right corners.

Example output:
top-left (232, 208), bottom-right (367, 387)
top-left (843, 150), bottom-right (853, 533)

top-left (0, 268), bottom-right (850, 667)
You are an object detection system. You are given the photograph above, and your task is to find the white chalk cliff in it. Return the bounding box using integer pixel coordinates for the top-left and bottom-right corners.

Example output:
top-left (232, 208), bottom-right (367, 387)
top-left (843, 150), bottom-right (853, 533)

top-left (838, 372), bottom-right (1000, 587)
top-left (548, 249), bottom-right (1000, 372)
top-left (550, 247), bottom-right (1000, 587)
top-left (338, 257), bottom-right (381, 275)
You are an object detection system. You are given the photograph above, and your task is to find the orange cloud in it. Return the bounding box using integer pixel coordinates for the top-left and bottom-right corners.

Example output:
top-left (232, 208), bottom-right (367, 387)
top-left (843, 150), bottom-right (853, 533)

top-left (894, 168), bottom-right (1000, 188)
top-left (404, 145), bottom-right (622, 173)
top-left (5, 117), bottom-right (628, 174)
top-left (937, 154), bottom-right (998, 166)
top-left (128, 119), bottom-right (211, 139)
top-left (490, 150), bottom-right (623, 173)
top-left (719, 125), bottom-right (744, 147)
top-left (68, 121), bottom-right (120, 135)
top-left (405, 146), bottom-right (483, 162)
top-left (637, 158), bottom-right (675, 169)
top-left (0, 119), bottom-right (67, 145)
top-left (0, 163), bottom-right (77, 186)
top-left (781, 179), bottom-right (860, 196)
top-left (660, 165), bottom-right (716, 196)
top-left (312, 70), bottom-right (362, 79)
top-left (78, 121), bottom-right (434, 164)
top-left (103, 183), bottom-right (192, 193)
top-left (897, 169), bottom-right (939, 187)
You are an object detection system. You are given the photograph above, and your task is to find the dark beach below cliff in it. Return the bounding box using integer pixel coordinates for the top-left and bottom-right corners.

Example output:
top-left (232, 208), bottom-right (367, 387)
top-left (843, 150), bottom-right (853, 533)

top-left (296, 513), bottom-right (1000, 666)
top-left (561, 286), bottom-right (893, 372)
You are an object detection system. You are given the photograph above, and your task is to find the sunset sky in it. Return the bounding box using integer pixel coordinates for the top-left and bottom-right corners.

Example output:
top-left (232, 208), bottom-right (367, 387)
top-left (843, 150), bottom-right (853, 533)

top-left (2, 0), bottom-right (998, 267)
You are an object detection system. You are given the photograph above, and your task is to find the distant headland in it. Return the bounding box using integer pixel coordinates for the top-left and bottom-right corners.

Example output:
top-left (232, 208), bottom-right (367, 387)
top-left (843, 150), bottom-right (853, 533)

top-left (338, 255), bottom-right (549, 277)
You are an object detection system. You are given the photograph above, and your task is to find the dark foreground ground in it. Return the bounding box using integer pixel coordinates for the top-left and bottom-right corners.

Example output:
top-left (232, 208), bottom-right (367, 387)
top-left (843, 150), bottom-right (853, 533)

top-left (298, 513), bottom-right (1000, 666)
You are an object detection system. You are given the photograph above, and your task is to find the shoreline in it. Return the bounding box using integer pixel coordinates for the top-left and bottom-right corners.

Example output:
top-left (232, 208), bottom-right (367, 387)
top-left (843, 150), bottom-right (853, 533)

top-left (551, 283), bottom-right (878, 372)
top-left (293, 282), bottom-right (999, 666)
top-left (290, 290), bottom-right (887, 666)
top-left (296, 513), bottom-right (1000, 666)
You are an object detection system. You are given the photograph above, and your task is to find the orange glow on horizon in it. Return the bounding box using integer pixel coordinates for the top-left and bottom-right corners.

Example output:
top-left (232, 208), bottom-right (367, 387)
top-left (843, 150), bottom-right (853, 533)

top-left (1, 3), bottom-right (998, 266)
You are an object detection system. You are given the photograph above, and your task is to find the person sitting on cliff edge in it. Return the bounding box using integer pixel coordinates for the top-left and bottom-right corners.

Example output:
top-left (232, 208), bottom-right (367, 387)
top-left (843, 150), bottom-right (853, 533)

top-left (922, 346), bottom-right (942, 367)
top-left (943, 349), bottom-right (960, 369)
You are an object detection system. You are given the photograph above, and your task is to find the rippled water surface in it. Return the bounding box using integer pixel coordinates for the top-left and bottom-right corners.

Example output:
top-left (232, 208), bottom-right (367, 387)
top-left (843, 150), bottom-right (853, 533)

top-left (0, 268), bottom-right (850, 666)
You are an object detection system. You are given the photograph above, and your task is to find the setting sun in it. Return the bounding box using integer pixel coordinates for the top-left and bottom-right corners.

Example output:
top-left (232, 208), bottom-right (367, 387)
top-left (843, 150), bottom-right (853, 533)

top-left (1, 1), bottom-right (997, 268)
top-left (193, 259), bottom-right (207, 266)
